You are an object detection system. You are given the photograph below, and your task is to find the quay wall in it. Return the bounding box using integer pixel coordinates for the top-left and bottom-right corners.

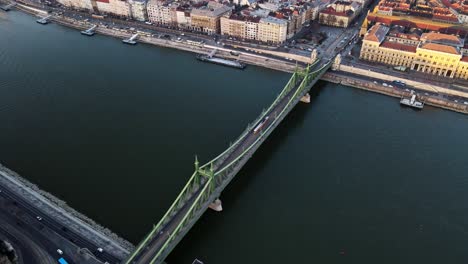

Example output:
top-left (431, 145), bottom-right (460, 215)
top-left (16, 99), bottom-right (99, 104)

top-left (322, 72), bottom-right (468, 114)
top-left (338, 64), bottom-right (468, 99)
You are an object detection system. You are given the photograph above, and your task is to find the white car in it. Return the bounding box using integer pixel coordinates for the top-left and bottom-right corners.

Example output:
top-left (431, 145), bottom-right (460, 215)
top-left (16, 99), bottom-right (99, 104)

top-left (382, 83), bottom-right (388, 87)
top-left (36, 216), bottom-right (42, 221)
top-left (57, 249), bottom-right (63, 255)
top-left (97, 247), bottom-right (104, 253)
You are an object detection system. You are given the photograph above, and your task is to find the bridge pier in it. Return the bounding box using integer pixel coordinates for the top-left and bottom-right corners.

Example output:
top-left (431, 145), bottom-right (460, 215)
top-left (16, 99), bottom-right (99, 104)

top-left (300, 93), bottom-right (311, 103)
top-left (208, 198), bottom-right (222, 212)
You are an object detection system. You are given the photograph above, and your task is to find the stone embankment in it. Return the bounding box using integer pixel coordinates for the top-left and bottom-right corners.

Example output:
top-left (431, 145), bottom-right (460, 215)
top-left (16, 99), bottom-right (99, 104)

top-left (322, 72), bottom-right (468, 114)
top-left (0, 164), bottom-right (134, 260)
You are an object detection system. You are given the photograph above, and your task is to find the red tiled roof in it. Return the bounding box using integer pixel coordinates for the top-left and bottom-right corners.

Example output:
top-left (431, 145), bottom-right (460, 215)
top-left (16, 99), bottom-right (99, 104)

top-left (380, 41), bottom-right (417, 52)
top-left (420, 42), bottom-right (460, 54)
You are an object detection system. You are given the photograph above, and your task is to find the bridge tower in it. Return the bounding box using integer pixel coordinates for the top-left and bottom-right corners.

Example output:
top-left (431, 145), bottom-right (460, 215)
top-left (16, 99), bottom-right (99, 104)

top-left (332, 54), bottom-right (341, 71)
top-left (310, 49), bottom-right (318, 63)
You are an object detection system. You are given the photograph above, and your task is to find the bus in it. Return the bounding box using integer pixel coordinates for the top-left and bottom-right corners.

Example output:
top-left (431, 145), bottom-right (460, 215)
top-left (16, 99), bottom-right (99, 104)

top-left (253, 116), bottom-right (269, 134)
top-left (58, 258), bottom-right (69, 264)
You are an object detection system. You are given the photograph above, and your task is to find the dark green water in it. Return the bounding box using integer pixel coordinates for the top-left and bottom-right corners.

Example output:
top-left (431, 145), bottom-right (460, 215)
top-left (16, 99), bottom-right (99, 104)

top-left (2, 11), bottom-right (468, 264)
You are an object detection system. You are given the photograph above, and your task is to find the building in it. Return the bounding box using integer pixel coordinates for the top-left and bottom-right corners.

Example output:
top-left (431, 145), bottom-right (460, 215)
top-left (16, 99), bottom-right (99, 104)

top-left (128, 0), bottom-right (147, 21)
top-left (190, 1), bottom-right (231, 34)
top-left (220, 14), bottom-right (260, 40)
top-left (95, 0), bottom-right (131, 17)
top-left (319, 1), bottom-right (362, 27)
top-left (360, 23), bottom-right (468, 79)
top-left (147, 0), bottom-right (178, 25)
top-left (56, 0), bottom-right (93, 11)
top-left (258, 17), bottom-right (287, 44)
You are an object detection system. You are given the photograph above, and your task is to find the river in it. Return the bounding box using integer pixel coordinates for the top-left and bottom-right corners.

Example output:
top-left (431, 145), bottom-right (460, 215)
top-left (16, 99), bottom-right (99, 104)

top-left (2, 11), bottom-right (468, 264)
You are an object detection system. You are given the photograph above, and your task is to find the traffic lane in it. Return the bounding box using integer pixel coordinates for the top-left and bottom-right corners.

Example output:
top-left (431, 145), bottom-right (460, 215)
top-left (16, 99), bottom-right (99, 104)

top-left (0, 213), bottom-right (43, 264)
top-left (0, 204), bottom-right (73, 264)
top-left (215, 64), bottom-right (317, 170)
top-left (0, 188), bottom-right (116, 263)
top-left (132, 180), bottom-right (208, 264)
top-left (133, 74), bottom-right (307, 262)
top-left (132, 62), bottom-right (325, 263)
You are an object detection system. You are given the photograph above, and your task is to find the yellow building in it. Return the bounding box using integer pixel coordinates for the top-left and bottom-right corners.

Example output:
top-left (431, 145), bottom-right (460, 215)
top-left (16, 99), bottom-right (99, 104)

top-left (360, 24), bottom-right (468, 80)
top-left (456, 59), bottom-right (468, 79)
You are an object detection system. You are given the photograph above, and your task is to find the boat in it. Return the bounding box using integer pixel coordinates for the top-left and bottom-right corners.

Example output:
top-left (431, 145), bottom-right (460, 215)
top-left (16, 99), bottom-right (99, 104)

top-left (36, 19), bottom-right (48, 25)
top-left (122, 34), bottom-right (138, 45)
top-left (196, 54), bottom-right (246, 69)
top-left (122, 39), bottom-right (136, 45)
top-left (400, 94), bottom-right (424, 109)
top-left (80, 30), bottom-right (95, 36)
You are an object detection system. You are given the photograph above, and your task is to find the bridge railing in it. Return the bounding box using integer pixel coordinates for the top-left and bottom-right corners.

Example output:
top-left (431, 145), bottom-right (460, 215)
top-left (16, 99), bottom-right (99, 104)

top-left (199, 70), bottom-right (303, 172)
top-left (214, 60), bottom-right (332, 177)
top-left (126, 58), bottom-right (330, 264)
top-left (148, 177), bottom-right (214, 264)
top-left (124, 170), bottom-right (204, 264)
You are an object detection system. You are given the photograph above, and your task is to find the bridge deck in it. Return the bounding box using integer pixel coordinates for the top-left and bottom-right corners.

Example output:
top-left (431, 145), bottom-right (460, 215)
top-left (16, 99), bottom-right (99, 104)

top-left (126, 58), bottom-right (332, 264)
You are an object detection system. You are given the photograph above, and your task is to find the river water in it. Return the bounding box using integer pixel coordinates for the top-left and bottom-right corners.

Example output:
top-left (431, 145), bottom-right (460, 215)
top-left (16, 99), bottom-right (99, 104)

top-left (2, 11), bottom-right (468, 264)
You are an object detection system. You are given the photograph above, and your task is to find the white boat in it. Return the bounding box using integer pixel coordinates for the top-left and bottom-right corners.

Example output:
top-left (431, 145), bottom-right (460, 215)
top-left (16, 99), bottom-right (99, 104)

top-left (400, 94), bottom-right (424, 109)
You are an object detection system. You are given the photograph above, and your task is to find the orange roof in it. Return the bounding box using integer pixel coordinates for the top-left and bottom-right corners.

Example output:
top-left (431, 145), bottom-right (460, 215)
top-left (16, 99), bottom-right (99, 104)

top-left (420, 43), bottom-right (460, 54)
top-left (363, 24), bottom-right (389, 42)
top-left (420, 32), bottom-right (463, 46)
top-left (381, 41), bottom-right (417, 52)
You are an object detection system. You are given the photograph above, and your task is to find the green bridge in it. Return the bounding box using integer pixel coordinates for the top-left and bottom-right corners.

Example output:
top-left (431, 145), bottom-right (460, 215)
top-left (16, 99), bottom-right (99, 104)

top-left (124, 57), bottom-right (333, 264)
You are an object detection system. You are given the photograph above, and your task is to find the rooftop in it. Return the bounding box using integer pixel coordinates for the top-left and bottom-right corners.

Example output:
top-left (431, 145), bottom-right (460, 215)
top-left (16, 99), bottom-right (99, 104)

top-left (364, 23), bottom-right (390, 43)
top-left (419, 42), bottom-right (460, 54)
top-left (380, 41), bottom-right (417, 52)
top-left (420, 32), bottom-right (464, 47)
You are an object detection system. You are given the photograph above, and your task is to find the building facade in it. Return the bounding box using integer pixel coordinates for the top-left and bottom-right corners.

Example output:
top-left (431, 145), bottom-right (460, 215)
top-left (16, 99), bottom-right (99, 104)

top-left (319, 1), bottom-right (361, 27)
top-left (56, 0), bottom-right (93, 11)
top-left (128, 0), bottom-right (147, 21)
top-left (258, 17), bottom-right (287, 44)
top-left (360, 24), bottom-right (468, 79)
top-left (95, 0), bottom-right (131, 17)
top-left (147, 0), bottom-right (178, 25)
top-left (190, 2), bottom-right (231, 34)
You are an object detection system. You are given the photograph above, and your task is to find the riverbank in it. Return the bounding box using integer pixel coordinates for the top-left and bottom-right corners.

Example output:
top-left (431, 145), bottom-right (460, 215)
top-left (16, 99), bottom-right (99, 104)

top-left (11, 2), bottom-right (468, 116)
top-left (322, 72), bottom-right (468, 114)
top-left (14, 2), bottom-right (300, 73)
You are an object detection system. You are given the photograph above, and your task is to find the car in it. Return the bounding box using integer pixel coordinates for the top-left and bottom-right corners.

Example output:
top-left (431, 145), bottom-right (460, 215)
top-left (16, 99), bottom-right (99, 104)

top-left (145, 21), bottom-right (152, 25)
top-left (464, 102), bottom-right (468, 105)
top-left (389, 85), bottom-right (393, 88)
top-left (36, 216), bottom-right (42, 221)
top-left (373, 81), bottom-right (378, 84)
top-left (181, 33), bottom-right (185, 36)
top-left (382, 83), bottom-right (388, 87)
top-left (97, 248), bottom-right (104, 253)
top-left (57, 249), bottom-right (63, 255)
top-left (455, 100), bottom-right (458, 103)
